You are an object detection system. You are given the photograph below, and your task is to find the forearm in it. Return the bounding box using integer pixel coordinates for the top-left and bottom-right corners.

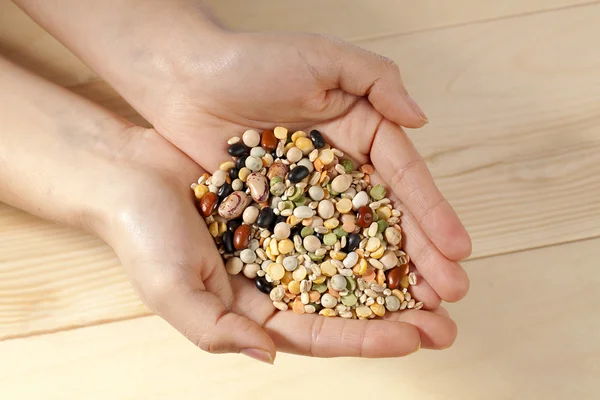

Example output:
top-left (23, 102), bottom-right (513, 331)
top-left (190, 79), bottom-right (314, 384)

top-left (0, 57), bottom-right (129, 233)
top-left (13, 0), bottom-right (228, 122)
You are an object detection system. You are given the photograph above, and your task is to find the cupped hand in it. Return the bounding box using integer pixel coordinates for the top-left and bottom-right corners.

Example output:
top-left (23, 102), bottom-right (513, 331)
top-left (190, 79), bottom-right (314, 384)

top-left (105, 126), bottom-right (460, 363)
top-left (107, 32), bottom-right (473, 361)
top-left (149, 32), bottom-right (471, 262)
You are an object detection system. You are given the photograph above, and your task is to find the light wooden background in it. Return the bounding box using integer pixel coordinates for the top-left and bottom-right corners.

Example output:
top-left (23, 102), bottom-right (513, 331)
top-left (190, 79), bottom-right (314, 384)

top-left (1, 1), bottom-right (599, 399)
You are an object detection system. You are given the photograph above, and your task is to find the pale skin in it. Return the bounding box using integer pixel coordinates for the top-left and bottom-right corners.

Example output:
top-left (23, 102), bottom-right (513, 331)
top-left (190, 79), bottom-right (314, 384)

top-left (4, 0), bottom-right (472, 363)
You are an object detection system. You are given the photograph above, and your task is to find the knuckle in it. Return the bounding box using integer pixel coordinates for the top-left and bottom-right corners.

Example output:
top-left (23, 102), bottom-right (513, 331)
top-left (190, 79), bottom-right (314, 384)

top-left (185, 329), bottom-right (213, 353)
top-left (379, 55), bottom-right (400, 73)
top-left (389, 158), bottom-right (424, 190)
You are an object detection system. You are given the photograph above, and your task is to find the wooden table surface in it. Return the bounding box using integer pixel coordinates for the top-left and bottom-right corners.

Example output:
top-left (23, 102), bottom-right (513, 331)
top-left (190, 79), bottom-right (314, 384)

top-left (1, 1), bottom-right (599, 398)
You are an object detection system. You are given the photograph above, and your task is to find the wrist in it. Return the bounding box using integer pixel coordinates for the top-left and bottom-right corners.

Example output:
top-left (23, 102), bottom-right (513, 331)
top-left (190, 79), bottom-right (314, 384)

top-left (14, 0), bottom-right (232, 126)
top-left (0, 57), bottom-right (133, 238)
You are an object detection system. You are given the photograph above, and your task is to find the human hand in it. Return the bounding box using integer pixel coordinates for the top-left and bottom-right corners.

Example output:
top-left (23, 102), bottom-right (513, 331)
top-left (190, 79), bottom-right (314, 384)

top-left (141, 31), bottom-right (472, 303)
top-left (103, 129), bottom-right (461, 362)
top-left (11, 1), bottom-right (472, 360)
top-left (85, 32), bottom-right (472, 360)
top-left (107, 33), bottom-right (473, 361)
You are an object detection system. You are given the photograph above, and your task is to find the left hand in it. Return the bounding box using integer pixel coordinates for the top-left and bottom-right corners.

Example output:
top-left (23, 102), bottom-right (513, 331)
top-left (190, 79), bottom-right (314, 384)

top-left (143, 31), bottom-right (472, 302)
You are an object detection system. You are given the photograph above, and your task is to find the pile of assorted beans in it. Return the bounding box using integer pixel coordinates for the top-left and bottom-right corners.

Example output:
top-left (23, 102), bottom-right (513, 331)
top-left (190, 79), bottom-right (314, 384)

top-left (191, 127), bottom-right (421, 319)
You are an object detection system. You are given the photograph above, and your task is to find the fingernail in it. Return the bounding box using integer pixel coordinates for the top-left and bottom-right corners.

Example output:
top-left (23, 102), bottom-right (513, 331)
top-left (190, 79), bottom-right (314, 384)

top-left (409, 340), bottom-right (421, 355)
top-left (241, 348), bottom-right (274, 364)
top-left (406, 95), bottom-right (429, 124)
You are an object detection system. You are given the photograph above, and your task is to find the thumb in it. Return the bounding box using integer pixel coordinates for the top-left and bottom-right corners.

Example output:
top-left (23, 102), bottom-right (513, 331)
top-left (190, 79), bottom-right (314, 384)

top-left (136, 262), bottom-right (277, 364)
top-left (314, 35), bottom-right (429, 128)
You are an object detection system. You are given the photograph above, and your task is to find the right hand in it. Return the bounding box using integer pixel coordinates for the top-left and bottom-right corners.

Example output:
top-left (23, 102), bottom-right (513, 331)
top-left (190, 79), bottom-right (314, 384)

top-left (101, 125), bottom-right (459, 362)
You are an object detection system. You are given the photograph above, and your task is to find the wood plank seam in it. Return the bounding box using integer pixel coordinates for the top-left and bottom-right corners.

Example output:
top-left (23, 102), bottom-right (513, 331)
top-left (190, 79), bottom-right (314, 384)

top-left (351, 0), bottom-right (600, 44)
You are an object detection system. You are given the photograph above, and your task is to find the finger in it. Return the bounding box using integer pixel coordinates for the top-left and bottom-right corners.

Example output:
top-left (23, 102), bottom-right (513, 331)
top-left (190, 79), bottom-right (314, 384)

top-left (316, 35), bottom-right (428, 128)
top-left (230, 277), bottom-right (420, 357)
top-left (116, 200), bottom-right (278, 363)
top-left (397, 202), bottom-right (470, 302)
top-left (370, 119), bottom-right (472, 261)
top-left (432, 305), bottom-right (451, 318)
top-left (141, 266), bottom-right (276, 362)
top-left (370, 170), bottom-right (469, 302)
top-left (265, 312), bottom-right (421, 358)
top-left (407, 265), bottom-right (441, 310)
top-left (385, 308), bottom-right (458, 350)
top-left (231, 275), bottom-right (453, 353)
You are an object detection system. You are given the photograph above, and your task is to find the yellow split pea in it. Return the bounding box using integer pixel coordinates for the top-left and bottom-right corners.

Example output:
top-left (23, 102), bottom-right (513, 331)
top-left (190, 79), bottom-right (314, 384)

top-left (194, 184), bottom-right (209, 199)
top-left (336, 198), bottom-right (352, 214)
top-left (295, 137), bottom-right (314, 154)
top-left (278, 239), bottom-right (294, 254)
top-left (291, 130), bottom-right (308, 142)
top-left (320, 261), bottom-right (337, 277)
top-left (267, 263), bottom-right (285, 281)
top-left (274, 126), bottom-right (288, 140)
top-left (288, 280), bottom-right (301, 295)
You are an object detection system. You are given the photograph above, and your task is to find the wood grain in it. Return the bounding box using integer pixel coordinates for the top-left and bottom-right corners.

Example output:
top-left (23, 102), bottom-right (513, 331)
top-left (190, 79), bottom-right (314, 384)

top-left (0, 0), bottom-right (595, 87)
top-left (361, 4), bottom-right (600, 256)
top-left (209, 0), bottom-right (597, 40)
top-left (0, 204), bottom-right (150, 340)
top-left (1, 238), bottom-right (598, 400)
top-left (2, 1), bottom-right (600, 342)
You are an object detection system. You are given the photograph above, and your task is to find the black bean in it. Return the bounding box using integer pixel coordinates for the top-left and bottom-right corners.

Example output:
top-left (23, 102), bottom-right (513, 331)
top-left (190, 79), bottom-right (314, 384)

top-left (227, 143), bottom-right (250, 157)
top-left (222, 230), bottom-right (235, 254)
top-left (235, 156), bottom-right (248, 170)
top-left (315, 232), bottom-right (324, 242)
top-left (255, 276), bottom-right (273, 295)
top-left (290, 225), bottom-right (303, 239)
top-left (288, 166), bottom-right (310, 183)
top-left (227, 219), bottom-right (242, 233)
top-left (229, 167), bottom-right (238, 180)
top-left (256, 207), bottom-right (276, 228)
top-left (310, 302), bottom-right (323, 313)
top-left (275, 215), bottom-right (287, 226)
top-left (218, 183), bottom-right (233, 200)
top-left (345, 233), bottom-right (361, 252)
top-left (309, 129), bottom-right (326, 149)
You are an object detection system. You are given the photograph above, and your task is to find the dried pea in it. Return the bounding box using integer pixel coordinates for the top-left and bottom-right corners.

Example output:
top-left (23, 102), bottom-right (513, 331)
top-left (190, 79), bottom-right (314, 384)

top-left (194, 184), bottom-right (209, 199)
top-left (345, 276), bottom-right (357, 291)
top-left (308, 252), bottom-right (325, 262)
top-left (341, 294), bottom-right (358, 307)
top-left (288, 186), bottom-right (303, 201)
top-left (293, 196), bottom-right (307, 207)
top-left (341, 159), bottom-right (354, 173)
top-left (377, 219), bottom-right (388, 234)
top-left (323, 233), bottom-right (338, 246)
top-left (326, 183), bottom-right (339, 197)
top-left (370, 184), bottom-right (386, 201)
top-left (270, 176), bottom-right (283, 186)
top-left (333, 226), bottom-right (348, 238)
top-left (376, 206), bottom-right (392, 220)
top-left (312, 283), bottom-right (328, 293)
top-left (319, 308), bottom-right (337, 317)
top-left (301, 226), bottom-right (314, 237)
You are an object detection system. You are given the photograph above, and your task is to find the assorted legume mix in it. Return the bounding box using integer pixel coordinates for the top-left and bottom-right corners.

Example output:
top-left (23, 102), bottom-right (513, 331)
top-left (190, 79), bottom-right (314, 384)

top-left (191, 128), bottom-right (422, 319)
